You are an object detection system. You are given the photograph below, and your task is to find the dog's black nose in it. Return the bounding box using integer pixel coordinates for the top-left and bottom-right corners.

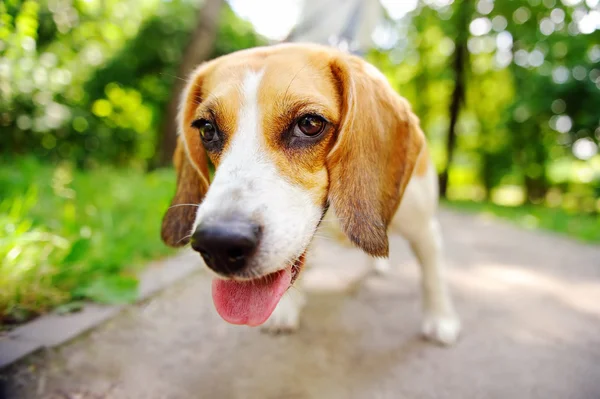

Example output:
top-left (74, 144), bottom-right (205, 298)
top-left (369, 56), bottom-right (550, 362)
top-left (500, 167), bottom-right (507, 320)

top-left (190, 219), bottom-right (261, 275)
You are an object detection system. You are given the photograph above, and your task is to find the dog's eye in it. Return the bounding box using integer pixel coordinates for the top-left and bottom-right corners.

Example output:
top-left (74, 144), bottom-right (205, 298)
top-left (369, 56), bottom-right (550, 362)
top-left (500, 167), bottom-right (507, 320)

top-left (295, 115), bottom-right (326, 137)
top-left (193, 120), bottom-right (218, 143)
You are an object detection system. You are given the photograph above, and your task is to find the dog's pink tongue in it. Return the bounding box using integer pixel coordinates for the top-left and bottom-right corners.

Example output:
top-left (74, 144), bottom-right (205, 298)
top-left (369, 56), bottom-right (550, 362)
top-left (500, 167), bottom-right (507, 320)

top-left (211, 268), bottom-right (291, 327)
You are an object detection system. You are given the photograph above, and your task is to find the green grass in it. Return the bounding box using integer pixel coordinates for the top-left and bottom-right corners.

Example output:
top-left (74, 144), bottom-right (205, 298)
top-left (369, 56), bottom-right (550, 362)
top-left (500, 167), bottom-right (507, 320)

top-left (443, 200), bottom-right (600, 244)
top-left (0, 157), bottom-right (176, 326)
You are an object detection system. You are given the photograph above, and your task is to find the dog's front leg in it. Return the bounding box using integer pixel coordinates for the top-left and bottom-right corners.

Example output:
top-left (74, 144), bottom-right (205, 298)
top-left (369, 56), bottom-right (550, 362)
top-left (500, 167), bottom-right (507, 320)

top-left (408, 218), bottom-right (461, 346)
top-left (261, 275), bottom-right (305, 334)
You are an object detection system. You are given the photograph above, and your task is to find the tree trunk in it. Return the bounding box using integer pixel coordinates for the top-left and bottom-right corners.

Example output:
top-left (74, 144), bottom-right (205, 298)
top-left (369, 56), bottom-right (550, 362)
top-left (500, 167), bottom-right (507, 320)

top-left (155, 0), bottom-right (224, 167)
top-left (480, 150), bottom-right (494, 200)
top-left (524, 176), bottom-right (548, 203)
top-left (524, 140), bottom-right (549, 203)
top-left (439, 1), bottom-right (470, 198)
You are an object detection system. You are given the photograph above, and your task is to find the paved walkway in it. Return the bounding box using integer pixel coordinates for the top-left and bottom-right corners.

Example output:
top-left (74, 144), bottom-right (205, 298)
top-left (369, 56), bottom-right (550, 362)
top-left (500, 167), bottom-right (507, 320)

top-left (4, 210), bottom-right (600, 399)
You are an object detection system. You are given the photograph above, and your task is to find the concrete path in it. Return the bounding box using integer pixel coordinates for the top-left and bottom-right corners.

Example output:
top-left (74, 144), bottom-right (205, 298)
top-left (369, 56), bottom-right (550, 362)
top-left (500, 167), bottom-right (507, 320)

top-left (4, 210), bottom-right (600, 399)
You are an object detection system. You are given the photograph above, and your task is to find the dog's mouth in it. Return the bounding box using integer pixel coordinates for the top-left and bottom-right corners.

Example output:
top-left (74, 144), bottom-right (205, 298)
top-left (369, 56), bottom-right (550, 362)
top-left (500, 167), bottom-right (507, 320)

top-left (211, 253), bottom-right (305, 326)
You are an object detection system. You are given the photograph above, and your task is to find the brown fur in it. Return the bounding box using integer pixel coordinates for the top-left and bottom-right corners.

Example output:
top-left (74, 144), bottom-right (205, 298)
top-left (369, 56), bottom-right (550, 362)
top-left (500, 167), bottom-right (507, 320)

top-left (259, 51), bottom-right (341, 203)
top-left (327, 54), bottom-right (424, 257)
top-left (415, 145), bottom-right (430, 177)
top-left (161, 137), bottom-right (209, 246)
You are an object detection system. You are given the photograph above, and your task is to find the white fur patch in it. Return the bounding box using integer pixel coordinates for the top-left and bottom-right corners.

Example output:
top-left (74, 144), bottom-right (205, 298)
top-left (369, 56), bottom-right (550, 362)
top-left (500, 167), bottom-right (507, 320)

top-left (193, 70), bottom-right (322, 278)
top-left (421, 314), bottom-right (461, 346)
top-left (261, 288), bottom-right (306, 333)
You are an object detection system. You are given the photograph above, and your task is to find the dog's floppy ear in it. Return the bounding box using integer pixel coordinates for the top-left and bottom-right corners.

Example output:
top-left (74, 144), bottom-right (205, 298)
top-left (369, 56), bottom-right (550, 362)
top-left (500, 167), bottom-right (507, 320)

top-left (328, 55), bottom-right (425, 257)
top-left (161, 67), bottom-right (211, 247)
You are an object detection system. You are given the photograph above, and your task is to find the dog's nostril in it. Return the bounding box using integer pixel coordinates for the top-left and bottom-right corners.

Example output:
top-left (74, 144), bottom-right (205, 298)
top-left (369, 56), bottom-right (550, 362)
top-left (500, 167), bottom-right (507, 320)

top-left (227, 248), bottom-right (246, 262)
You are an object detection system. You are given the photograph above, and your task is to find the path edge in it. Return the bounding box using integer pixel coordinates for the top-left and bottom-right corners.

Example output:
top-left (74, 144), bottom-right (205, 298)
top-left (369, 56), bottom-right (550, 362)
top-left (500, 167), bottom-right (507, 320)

top-left (0, 250), bottom-right (201, 369)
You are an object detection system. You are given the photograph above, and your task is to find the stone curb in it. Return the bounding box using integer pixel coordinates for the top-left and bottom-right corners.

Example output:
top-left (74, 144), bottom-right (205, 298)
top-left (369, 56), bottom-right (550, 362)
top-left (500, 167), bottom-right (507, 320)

top-left (0, 250), bottom-right (201, 369)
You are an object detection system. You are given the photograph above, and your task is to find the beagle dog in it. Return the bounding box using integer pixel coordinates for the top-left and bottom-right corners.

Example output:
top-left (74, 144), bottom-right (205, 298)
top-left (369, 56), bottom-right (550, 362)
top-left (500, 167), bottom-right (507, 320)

top-left (161, 43), bottom-right (460, 345)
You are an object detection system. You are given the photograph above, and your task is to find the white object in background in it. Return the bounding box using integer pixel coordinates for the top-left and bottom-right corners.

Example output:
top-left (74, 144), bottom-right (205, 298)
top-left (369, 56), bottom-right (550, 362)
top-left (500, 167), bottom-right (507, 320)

top-left (287, 0), bottom-right (384, 54)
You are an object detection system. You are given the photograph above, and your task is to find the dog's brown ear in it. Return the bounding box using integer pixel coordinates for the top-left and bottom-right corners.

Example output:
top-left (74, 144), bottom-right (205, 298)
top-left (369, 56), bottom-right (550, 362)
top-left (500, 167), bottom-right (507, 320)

top-left (328, 55), bottom-right (425, 257)
top-left (161, 137), bottom-right (209, 247)
top-left (161, 68), bottom-right (211, 247)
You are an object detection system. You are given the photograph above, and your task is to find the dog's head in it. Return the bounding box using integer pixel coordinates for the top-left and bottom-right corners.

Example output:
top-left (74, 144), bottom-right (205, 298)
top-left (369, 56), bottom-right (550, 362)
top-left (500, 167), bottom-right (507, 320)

top-left (161, 44), bottom-right (424, 326)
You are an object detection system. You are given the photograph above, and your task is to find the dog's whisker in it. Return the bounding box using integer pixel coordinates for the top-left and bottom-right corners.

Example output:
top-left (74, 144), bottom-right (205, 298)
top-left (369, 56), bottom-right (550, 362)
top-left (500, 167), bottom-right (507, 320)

top-left (159, 72), bottom-right (190, 83)
top-left (311, 234), bottom-right (336, 241)
top-left (287, 285), bottom-right (300, 295)
top-left (318, 216), bottom-right (353, 223)
top-left (176, 234), bottom-right (193, 245)
top-left (282, 61), bottom-right (313, 103)
top-left (168, 203), bottom-right (200, 210)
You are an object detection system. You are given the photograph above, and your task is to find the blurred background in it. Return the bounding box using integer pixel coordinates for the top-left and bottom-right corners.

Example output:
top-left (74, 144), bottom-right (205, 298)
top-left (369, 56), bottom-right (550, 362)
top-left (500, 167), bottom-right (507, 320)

top-left (1, 0), bottom-right (599, 327)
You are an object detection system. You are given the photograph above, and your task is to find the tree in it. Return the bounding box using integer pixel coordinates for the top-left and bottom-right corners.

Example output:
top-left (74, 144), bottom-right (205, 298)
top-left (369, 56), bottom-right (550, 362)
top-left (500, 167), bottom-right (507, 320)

top-left (439, 0), bottom-right (472, 198)
top-left (155, 0), bottom-right (225, 167)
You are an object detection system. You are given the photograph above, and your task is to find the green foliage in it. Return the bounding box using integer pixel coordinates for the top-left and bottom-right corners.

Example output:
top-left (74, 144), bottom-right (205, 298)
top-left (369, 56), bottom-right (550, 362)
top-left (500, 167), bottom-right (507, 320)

top-left (0, 185), bottom-right (70, 323)
top-left (0, 0), bottom-right (264, 167)
top-left (75, 275), bottom-right (139, 305)
top-left (369, 0), bottom-right (600, 209)
top-left (0, 158), bottom-right (176, 324)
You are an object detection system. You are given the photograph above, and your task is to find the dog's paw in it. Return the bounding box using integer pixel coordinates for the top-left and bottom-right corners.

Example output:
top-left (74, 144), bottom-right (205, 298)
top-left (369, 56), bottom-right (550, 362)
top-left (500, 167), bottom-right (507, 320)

top-left (421, 314), bottom-right (461, 346)
top-left (260, 293), bottom-right (304, 334)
